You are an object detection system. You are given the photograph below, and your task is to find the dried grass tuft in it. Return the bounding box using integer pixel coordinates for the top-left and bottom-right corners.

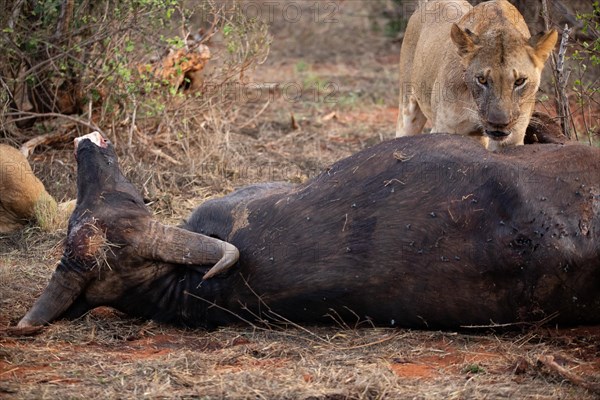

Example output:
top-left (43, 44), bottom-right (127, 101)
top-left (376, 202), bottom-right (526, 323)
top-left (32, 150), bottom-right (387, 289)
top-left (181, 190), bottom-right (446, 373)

top-left (79, 221), bottom-right (118, 271)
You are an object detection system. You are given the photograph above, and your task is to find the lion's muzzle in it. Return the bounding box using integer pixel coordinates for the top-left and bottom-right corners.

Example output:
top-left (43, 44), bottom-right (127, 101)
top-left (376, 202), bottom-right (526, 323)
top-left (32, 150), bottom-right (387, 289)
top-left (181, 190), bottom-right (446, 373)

top-left (485, 130), bottom-right (511, 140)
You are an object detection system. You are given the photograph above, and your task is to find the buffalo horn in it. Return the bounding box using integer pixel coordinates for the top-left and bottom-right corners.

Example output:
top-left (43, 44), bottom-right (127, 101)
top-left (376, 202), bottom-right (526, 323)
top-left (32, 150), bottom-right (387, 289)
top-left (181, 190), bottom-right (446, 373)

top-left (17, 266), bottom-right (88, 327)
top-left (135, 220), bottom-right (240, 279)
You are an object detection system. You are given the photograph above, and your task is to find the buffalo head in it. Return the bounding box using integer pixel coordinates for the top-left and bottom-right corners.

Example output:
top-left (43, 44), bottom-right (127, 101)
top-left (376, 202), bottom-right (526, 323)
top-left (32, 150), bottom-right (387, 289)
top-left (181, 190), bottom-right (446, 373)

top-left (18, 132), bottom-right (239, 328)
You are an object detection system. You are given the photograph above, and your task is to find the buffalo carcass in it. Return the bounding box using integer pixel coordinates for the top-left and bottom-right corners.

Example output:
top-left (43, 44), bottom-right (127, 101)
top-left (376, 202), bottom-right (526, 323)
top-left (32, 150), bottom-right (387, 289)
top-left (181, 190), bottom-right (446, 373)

top-left (18, 131), bottom-right (600, 330)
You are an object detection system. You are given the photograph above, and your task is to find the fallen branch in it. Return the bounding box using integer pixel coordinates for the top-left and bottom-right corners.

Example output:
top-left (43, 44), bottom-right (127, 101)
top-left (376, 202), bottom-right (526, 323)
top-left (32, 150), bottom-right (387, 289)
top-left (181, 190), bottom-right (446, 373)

top-left (6, 111), bottom-right (106, 138)
top-left (236, 100), bottom-right (270, 130)
top-left (537, 355), bottom-right (600, 395)
top-left (19, 129), bottom-right (77, 158)
top-left (149, 148), bottom-right (182, 165)
top-left (461, 312), bottom-right (559, 330)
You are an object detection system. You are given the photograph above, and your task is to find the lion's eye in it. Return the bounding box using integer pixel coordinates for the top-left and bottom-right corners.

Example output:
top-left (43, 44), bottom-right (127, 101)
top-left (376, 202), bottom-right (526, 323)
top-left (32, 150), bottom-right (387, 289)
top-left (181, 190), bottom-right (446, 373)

top-left (514, 77), bottom-right (526, 87)
top-left (476, 76), bottom-right (488, 86)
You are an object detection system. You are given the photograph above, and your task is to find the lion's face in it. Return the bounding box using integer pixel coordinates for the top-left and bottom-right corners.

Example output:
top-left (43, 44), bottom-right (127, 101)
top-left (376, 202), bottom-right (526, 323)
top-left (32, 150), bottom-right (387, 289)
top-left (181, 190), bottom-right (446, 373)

top-left (451, 25), bottom-right (557, 147)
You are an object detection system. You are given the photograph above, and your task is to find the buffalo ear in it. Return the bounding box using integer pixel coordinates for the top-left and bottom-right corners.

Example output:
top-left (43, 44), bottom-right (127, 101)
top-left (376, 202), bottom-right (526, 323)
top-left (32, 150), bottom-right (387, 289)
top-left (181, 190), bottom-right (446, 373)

top-left (451, 24), bottom-right (480, 57)
top-left (529, 30), bottom-right (558, 66)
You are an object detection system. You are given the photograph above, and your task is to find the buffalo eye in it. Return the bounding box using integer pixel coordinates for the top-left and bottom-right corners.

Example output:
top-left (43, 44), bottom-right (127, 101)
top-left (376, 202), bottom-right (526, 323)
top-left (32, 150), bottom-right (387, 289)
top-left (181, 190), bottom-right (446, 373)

top-left (476, 76), bottom-right (488, 86)
top-left (514, 77), bottom-right (526, 88)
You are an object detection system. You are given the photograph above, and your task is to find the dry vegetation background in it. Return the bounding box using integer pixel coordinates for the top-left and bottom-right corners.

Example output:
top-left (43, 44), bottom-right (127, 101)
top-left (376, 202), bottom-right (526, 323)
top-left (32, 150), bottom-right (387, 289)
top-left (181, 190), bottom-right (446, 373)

top-left (1, 0), bottom-right (600, 398)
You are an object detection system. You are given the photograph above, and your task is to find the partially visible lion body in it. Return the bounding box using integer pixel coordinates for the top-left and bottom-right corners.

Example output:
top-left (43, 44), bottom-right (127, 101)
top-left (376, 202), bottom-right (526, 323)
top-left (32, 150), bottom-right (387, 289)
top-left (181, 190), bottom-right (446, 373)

top-left (396, 0), bottom-right (557, 150)
top-left (0, 144), bottom-right (64, 233)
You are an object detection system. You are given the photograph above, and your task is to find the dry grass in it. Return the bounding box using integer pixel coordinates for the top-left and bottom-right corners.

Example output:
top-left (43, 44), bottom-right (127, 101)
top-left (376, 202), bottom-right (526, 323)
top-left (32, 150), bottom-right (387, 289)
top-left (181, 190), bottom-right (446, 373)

top-left (2, 1), bottom-right (600, 399)
top-left (3, 298), bottom-right (600, 399)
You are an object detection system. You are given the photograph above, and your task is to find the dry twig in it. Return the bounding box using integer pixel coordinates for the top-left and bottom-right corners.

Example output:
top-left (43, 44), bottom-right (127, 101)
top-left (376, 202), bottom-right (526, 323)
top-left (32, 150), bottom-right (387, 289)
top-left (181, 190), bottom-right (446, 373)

top-left (537, 355), bottom-right (600, 395)
top-left (541, 0), bottom-right (573, 139)
top-left (19, 130), bottom-right (77, 157)
top-left (6, 111), bottom-right (106, 137)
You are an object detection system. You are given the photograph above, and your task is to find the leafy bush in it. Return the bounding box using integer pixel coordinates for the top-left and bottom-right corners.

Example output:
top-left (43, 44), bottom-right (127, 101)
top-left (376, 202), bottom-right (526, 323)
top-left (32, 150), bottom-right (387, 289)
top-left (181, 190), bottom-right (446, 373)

top-left (571, 1), bottom-right (600, 145)
top-left (0, 0), bottom-right (270, 146)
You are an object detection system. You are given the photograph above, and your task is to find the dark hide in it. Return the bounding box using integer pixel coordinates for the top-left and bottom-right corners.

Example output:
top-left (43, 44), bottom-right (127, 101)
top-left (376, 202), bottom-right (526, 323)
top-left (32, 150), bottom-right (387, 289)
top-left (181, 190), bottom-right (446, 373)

top-left (22, 134), bottom-right (600, 330)
top-left (524, 112), bottom-right (569, 145)
top-left (183, 136), bottom-right (600, 329)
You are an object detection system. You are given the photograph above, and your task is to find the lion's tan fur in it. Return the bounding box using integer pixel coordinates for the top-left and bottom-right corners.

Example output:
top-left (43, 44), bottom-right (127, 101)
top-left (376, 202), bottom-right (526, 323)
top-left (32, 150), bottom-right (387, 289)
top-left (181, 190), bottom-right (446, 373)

top-left (396, 0), bottom-right (557, 150)
top-left (0, 144), bottom-right (57, 233)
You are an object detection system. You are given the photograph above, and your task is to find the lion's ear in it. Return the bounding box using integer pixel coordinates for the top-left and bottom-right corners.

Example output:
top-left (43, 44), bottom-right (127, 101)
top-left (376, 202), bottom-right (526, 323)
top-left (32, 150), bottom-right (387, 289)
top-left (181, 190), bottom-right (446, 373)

top-left (451, 24), bottom-right (479, 57)
top-left (529, 30), bottom-right (558, 64)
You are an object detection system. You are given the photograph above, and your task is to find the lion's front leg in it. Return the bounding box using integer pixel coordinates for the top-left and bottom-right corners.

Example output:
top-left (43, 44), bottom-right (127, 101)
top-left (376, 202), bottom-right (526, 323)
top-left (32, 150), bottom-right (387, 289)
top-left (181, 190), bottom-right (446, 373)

top-left (396, 95), bottom-right (427, 137)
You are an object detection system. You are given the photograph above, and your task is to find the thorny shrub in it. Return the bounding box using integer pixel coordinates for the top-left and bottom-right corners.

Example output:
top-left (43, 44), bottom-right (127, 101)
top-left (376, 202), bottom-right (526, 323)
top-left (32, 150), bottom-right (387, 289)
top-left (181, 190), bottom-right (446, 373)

top-left (571, 1), bottom-right (600, 145)
top-left (0, 0), bottom-right (270, 150)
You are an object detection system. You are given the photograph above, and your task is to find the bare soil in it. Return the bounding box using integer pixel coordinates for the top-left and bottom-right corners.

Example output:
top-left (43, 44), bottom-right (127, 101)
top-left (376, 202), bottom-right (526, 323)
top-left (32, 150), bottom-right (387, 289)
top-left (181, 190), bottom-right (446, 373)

top-left (1, 1), bottom-right (600, 399)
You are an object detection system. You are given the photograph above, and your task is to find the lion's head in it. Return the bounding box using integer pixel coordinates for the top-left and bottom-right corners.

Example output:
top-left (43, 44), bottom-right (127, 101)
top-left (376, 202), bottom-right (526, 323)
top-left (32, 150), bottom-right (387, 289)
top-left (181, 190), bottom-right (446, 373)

top-left (450, 23), bottom-right (557, 147)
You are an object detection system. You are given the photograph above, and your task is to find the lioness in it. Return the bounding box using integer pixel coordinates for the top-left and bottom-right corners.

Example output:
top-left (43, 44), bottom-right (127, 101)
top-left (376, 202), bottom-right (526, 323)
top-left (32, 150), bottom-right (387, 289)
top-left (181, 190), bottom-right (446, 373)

top-left (396, 0), bottom-right (557, 150)
top-left (0, 144), bottom-right (70, 233)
